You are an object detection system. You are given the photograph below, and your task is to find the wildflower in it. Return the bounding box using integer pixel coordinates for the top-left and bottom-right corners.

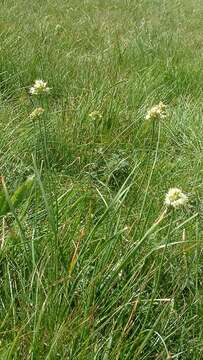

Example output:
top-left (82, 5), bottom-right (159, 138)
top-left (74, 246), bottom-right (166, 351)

top-left (145, 102), bottom-right (167, 121)
top-left (165, 188), bottom-right (188, 208)
top-left (55, 24), bottom-right (63, 34)
top-left (29, 80), bottom-right (50, 95)
top-left (89, 110), bottom-right (102, 120)
top-left (118, 270), bottom-right (123, 279)
top-left (29, 107), bottom-right (44, 119)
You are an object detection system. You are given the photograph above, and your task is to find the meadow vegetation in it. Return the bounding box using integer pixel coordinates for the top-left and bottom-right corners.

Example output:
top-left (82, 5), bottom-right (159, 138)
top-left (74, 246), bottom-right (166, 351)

top-left (0, 0), bottom-right (203, 358)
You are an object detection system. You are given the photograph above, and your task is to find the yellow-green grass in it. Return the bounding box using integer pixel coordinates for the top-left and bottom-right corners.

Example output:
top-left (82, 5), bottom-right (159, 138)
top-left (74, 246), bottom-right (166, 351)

top-left (0, 0), bottom-right (203, 359)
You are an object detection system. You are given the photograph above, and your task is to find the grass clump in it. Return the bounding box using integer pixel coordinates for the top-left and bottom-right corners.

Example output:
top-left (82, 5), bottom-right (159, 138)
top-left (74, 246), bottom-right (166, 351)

top-left (0, 0), bottom-right (203, 359)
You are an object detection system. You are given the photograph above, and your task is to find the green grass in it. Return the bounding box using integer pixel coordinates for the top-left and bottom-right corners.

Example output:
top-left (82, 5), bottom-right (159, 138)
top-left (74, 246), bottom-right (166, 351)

top-left (0, 0), bottom-right (203, 359)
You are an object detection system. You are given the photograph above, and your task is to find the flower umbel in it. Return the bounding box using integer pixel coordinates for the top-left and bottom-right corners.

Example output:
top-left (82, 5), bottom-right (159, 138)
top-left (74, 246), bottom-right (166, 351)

top-left (165, 188), bottom-right (188, 208)
top-left (89, 111), bottom-right (102, 120)
top-left (55, 24), bottom-right (63, 34)
top-left (29, 107), bottom-right (45, 119)
top-left (146, 102), bottom-right (167, 121)
top-left (29, 80), bottom-right (50, 95)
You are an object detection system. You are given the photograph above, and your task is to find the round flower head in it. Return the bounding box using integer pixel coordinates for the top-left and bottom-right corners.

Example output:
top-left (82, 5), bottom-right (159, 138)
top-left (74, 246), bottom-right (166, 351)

top-left (55, 24), bottom-right (63, 34)
top-left (165, 188), bottom-right (188, 209)
top-left (29, 107), bottom-right (44, 119)
top-left (89, 110), bottom-right (102, 120)
top-left (146, 102), bottom-right (167, 121)
top-left (30, 80), bottom-right (50, 95)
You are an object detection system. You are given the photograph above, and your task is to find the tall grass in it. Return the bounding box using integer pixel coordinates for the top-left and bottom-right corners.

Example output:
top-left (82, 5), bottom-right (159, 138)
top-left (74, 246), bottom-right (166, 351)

top-left (0, 0), bottom-right (203, 359)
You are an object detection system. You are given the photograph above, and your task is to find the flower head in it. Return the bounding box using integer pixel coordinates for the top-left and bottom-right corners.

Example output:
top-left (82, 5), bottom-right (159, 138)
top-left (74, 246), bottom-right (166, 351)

top-left (55, 24), bottom-right (63, 34)
top-left (165, 188), bottom-right (188, 208)
top-left (29, 80), bottom-right (50, 95)
top-left (89, 110), bottom-right (102, 120)
top-left (29, 107), bottom-right (45, 119)
top-left (146, 102), bottom-right (167, 121)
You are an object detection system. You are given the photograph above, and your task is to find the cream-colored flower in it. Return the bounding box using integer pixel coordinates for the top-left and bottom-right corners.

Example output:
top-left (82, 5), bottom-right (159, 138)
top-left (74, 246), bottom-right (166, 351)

top-left (29, 80), bottom-right (50, 95)
top-left (89, 110), bottom-right (102, 120)
top-left (165, 188), bottom-right (188, 208)
top-left (55, 24), bottom-right (63, 34)
top-left (146, 102), bottom-right (167, 121)
top-left (29, 107), bottom-right (45, 119)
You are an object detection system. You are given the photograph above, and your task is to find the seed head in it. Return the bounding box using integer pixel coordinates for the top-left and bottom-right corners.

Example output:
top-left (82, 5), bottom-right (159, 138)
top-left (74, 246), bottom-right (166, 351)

top-left (29, 107), bottom-right (45, 119)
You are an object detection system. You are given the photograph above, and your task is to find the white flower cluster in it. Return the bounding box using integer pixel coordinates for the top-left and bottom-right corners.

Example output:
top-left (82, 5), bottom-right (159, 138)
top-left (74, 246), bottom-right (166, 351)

top-left (89, 110), bottom-right (102, 120)
top-left (29, 107), bottom-right (45, 119)
top-left (146, 102), bottom-right (167, 121)
top-left (165, 188), bottom-right (188, 208)
top-left (30, 80), bottom-right (50, 95)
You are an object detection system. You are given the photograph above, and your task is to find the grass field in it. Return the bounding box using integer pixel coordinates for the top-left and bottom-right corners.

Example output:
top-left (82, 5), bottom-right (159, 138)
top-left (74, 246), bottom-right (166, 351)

top-left (0, 0), bottom-right (203, 359)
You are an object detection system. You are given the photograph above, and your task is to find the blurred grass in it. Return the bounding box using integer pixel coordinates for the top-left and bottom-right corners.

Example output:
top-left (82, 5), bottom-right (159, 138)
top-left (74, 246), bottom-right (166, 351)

top-left (0, 0), bottom-right (203, 359)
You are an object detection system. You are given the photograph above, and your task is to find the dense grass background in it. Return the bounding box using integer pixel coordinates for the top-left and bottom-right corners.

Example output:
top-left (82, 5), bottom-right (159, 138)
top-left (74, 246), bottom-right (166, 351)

top-left (0, 0), bottom-right (203, 358)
